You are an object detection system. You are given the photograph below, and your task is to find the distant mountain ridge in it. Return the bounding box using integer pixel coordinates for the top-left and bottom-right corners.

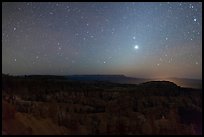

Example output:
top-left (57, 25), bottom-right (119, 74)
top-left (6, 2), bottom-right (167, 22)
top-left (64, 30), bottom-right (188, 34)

top-left (159, 77), bottom-right (202, 89)
top-left (67, 74), bottom-right (127, 79)
top-left (66, 75), bottom-right (202, 89)
top-left (66, 74), bottom-right (149, 84)
top-left (2, 74), bottom-right (202, 89)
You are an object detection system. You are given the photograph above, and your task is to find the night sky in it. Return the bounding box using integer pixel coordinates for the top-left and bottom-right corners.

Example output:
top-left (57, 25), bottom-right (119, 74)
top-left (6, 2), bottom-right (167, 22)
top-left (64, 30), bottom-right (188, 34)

top-left (2, 2), bottom-right (202, 79)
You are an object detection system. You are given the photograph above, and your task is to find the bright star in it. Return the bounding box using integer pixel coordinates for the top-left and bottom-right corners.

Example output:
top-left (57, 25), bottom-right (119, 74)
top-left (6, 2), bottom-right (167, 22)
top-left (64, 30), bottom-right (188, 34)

top-left (134, 45), bottom-right (139, 50)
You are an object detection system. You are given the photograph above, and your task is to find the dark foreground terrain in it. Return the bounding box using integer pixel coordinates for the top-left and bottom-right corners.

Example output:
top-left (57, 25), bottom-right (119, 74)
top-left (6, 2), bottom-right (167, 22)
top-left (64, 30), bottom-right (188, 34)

top-left (2, 74), bottom-right (202, 135)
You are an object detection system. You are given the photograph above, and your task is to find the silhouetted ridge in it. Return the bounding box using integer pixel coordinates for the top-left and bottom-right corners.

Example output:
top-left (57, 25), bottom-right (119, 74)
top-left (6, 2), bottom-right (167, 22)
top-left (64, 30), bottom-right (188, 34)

top-left (140, 80), bottom-right (179, 89)
top-left (67, 74), bottom-right (128, 81)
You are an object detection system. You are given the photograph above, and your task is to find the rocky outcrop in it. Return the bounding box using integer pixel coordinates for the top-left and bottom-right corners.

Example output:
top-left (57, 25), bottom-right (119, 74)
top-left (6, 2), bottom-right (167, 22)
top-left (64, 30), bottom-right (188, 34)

top-left (2, 75), bottom-right (202, 135)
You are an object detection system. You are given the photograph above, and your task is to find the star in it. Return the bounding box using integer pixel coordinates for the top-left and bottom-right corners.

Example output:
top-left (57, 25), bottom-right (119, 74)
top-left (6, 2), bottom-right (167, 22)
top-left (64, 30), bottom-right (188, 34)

top-left (194, 18), bottom-right (197, 22)
top-left (13, 27), bottom-right (16, 31)
top-left (134, 45), bottom-right (139, 50)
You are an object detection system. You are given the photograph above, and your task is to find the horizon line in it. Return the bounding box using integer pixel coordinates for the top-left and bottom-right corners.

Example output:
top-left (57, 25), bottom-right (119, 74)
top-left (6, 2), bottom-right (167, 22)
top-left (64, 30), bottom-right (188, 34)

top-left (2, 73), bottom-right (202, 81)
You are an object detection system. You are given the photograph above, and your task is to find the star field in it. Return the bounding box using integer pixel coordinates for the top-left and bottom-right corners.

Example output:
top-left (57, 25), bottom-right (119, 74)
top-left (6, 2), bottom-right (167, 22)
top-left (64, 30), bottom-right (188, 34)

top-left (2, 2), bottom-right (202, 79)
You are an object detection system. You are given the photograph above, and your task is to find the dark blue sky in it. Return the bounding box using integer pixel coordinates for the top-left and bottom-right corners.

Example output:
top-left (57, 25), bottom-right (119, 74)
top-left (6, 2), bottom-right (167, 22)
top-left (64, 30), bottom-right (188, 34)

top-left (2, 2), bottom-right (202, 79)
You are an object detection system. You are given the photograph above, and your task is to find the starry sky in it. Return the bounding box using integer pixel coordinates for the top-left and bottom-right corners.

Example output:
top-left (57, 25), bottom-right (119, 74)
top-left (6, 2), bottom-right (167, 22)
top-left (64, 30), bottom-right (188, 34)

top-left (2, 2), bottom-right (202, 79)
